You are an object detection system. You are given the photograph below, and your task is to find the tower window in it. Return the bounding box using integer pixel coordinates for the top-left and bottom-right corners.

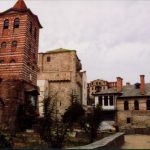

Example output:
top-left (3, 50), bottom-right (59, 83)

top-left (10, 59), bottom-right (16, 63)
top-left (0, 60), bottom-right (4, 64)
top-left (134, 100), bottom-right (139, 110)
top-left (47, 56), bottom-right (51, 62)
top-left (14, 18), bottom-right (20, 28)
top-left (29, 44), bottom-right (31, 51)
top-left (12, 41), bottom-right (17, 48)
top-left (146, 100), bottom-right (150, 110)
top-left (29, 22), bottom-right (32, 34)
top-left (3, 19), bottom-right (9, 29)
top-left (127, 117), bottom-right (131, 123)
top-left (1, 42), bottom-right (7, 48)
top-left (124, 101), bottom-right (129, 110)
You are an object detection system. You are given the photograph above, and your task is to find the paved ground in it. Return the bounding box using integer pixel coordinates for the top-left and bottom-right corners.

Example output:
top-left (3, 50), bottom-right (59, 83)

top-left (121, 134), bottom-right (150, 149)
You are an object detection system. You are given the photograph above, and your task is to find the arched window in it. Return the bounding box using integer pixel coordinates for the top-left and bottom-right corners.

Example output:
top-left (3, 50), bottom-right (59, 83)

top-left (3, 19), bottom-right (9, 29)
top-left (146, 100), bottom-right (150, 110)
top-left (0, 60), bottom-right (4, 64)
top-left (12, 41), bottom-right (17, 48)
top-left (1, 42), bottom-right (7, 48)
top-left (29, 22), bottom-right (32, 34)
top-left (134, 100), bottom-right (139, 110)
top-left (14, 18), bottom-right (20, 28)
top-left (124, 101), bottom-right (129, 110)
top-left (10, 59), bottom-right (16, 63)
top-left (47, 56), bottom-right (51, 62)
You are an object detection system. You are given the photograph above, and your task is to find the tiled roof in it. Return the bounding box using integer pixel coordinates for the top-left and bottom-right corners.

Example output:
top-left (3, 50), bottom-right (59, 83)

top-left (45, 48), bottom-right (76, 54)
top-left (119, 83), bottom-right (150, 97)
top-left (94, 83), bottom-right (150, 97)
top-left (13, 0), bottom-right (27, 10)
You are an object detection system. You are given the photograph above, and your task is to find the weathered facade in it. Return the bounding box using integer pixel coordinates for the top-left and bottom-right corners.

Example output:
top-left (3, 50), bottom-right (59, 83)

top-left (117, 75), bottom-right (150, 131)
top-left (0, 0), bottom-right (42, 131)
top-left (37, 48), bottom-right (84, 116)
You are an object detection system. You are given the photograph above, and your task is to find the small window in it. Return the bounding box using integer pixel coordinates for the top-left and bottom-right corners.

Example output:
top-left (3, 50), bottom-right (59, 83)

top-left (14, 18), bottom-right (20, 28)
top-left (12, 41), bottom-right (17, 48)
top-left (110, 96), bottom-right (114, 106)
top-left (29, 22), bottom-right (32, 34)
top-left (134, 100), bottom-right (139, 110)
top-left (3, 19), bottom-right (9, 29)
top-left (98, 96), bottom-right (102, 106)
top-left (1, 42), bottom-right (7, 48)
top-left (124, 101), bottom-right (129, 110)
top-left (34, 28), bottom-right (37, 40)
top-left (0, 60), bottom-right (4, 64)
top-left (47, 56), bottom-right (51, 62)
top-left (146, 100), bottom-right (150, 110)
top-left (104, 96), bottom-right (108, 106)
top-left (32, 66), bottom-right (35, 70)
top-left (127, 117), bottom-right (131, 123)
top-left (10, 59), bottom-right (16, 63)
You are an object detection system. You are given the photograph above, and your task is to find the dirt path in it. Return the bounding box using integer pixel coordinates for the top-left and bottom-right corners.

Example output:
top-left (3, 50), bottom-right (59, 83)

top-left (121, 134), bottom-right (150, 149)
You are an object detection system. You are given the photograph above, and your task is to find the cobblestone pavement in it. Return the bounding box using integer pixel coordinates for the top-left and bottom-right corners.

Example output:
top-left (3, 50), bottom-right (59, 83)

top-left (121, 134), bottom-right (150, 149)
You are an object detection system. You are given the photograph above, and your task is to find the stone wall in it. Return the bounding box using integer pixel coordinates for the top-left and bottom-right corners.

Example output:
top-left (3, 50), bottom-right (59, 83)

top-left (68, 132), bottom-right (125, 149)
top-left (117, 98), bottom-right (150, 130)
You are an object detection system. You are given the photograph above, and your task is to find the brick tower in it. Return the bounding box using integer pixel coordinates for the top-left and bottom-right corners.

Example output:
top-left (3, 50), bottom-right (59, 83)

top-left (0, 0), bottom-right (42, 131)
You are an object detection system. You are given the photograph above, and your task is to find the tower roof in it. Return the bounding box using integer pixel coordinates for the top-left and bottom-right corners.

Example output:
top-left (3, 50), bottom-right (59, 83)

top-left (13, 0), bottom-right (28, 10)
top-left (0, 0), bottom-right (42, 28)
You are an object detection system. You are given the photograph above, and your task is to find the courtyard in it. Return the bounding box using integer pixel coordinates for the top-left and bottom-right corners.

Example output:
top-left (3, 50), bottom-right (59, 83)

top-left (121, 134), bottom-right (150, 149)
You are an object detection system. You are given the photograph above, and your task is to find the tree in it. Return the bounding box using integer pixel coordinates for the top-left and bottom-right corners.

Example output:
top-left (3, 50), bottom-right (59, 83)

top-left (80, 105), bottom-right (103, 143)
top-left (63, 101), bottom-right (85, 127)
top-left (39, 90), bottom-right (85, 148)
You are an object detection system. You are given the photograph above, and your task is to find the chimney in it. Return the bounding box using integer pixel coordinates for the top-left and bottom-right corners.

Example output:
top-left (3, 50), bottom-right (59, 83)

top-left (117, 77), bottom-right (123, 92)
top-left (140, 75), bottom-right (145, 95)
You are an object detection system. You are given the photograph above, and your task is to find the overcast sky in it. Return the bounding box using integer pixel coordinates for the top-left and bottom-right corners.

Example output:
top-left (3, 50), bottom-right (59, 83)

top-left (1, 0), bottom-right (150, 84)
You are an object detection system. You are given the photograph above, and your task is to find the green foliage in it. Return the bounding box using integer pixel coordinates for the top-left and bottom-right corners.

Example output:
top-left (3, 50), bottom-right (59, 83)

top-left (80, 105), bottom-right (103, 143)
top-left (0, 131), bottom-right (13, 148)
top-left (63, 102), bottom-right (85, 125)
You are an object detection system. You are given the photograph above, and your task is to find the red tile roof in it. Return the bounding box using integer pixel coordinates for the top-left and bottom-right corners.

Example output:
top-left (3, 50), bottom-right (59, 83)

top-left (13, 0), bottom-right (27, 10)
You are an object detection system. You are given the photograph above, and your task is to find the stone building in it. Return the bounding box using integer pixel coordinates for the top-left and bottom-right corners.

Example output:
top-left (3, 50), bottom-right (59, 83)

top-left (87, 79), bottom-right (117, 105)
top-left (117, 75), bottom-right (150, 131)
top-left (37, 48), bottom-right (85, 116)
top-left (94, 75), bottom-right (150, 131)
top-left (0, 0), bottom-right (42, 130)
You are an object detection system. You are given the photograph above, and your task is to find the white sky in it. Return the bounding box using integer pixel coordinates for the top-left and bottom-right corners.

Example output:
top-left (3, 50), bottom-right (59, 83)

top-left (1, 0), bottom-right (150, 84)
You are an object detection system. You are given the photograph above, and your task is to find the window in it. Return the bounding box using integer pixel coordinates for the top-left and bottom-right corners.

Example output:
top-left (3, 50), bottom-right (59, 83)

top-left (32, 66), bottom-right (35, 70)
top-left (110, 96), bottom-right (114, 106)
top-left (146, 100), bottom-right (150, 110)
top-left (14, 18), bottom-right (20, 28)
top-left (3, 19), bottom-right (9, 29)
top-left (0, 60), bottom-right (4, 64)
top-left (124, 101), bottom-right (129, 110)
top-left (10, 59), bottom-right (16, 63)
top-left (12, 41), bottom-right (17, 48)
top-left (127, 117), bottom-right (131, 123)
top-left (98, 96), bottom-right (102, 106)
top-left (33, 53), bottom-right (36, 59)
top-left (1, 42), bottom-right (7, 48)
top-left (29, 22), bottom-right (32, 34)
top-left (47, 56), bottom-right (51, 62)
top-left (134, 100), bottom-right (139, 110)
top-left (34, 28), bottom-right (37, 40)
top-left (104, 96), bottom-right (108, 106)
